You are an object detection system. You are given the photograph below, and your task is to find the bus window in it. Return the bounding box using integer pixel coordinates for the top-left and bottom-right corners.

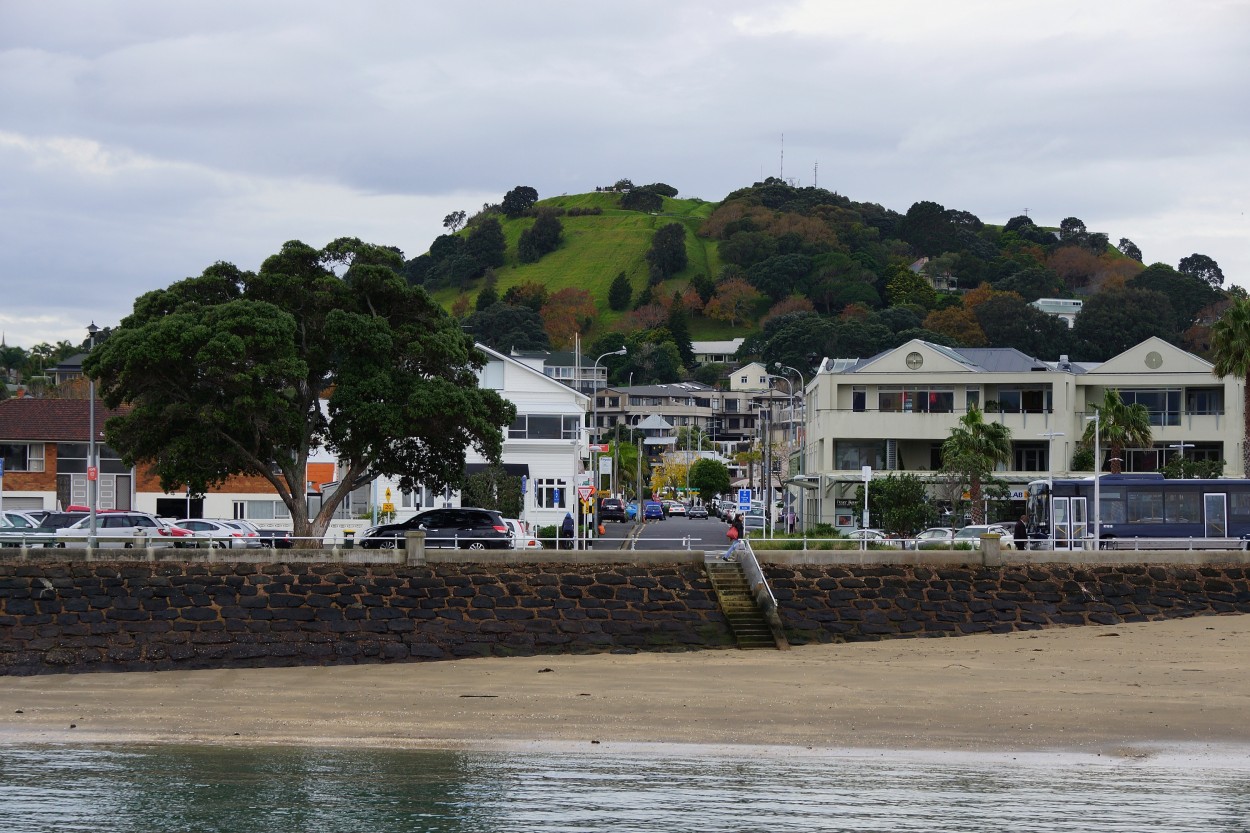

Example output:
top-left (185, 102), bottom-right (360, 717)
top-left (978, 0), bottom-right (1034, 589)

top-left (1165, 491), bottom-right (1200, 524)
top-left (1127, 491), bottom-right (1164, 524)
top-left (1231, 492), bottom-right (1250, 518)
top-left (1099, 489), bottom-right (1126, 524)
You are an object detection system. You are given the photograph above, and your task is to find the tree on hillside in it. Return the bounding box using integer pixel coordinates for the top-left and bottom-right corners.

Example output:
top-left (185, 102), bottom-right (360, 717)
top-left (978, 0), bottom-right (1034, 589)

top-left (646, 223), bottom-right (688, 284)
top-left (1178, 253), bottom-right (1225, 287)
top-left (475, 269), bottom-right (498, 312)
top-left (667, 299), bottom-right (695, 368)
top-left (747, 253), bottom-right (813, 301)
top-left (996, 266), bottom-right (1065, 302)
top-left (1211, 299), bottom-right (1250, 476)
top-left (501, 281), bottom-right (548, 311)
top-left (1081, 389), bottom-right (1152, 475)
top-left (501, 185), bottom-right (539, 218)
top-left (1132, 262), bottom-right (1222, 334)
top-left (465, 217), bottom-right (506, 269)
top-left (541, 287), bottom-right (597, 348)
top-left (973, 294), bottom-right (1071, 358)
top-left (718, 230), bottom-right (778, 268)
top-left (517, 211), bottom-right (563, 263)
top-left (885, 266), bottom-right (937, 308)
top-left (608, 271), bottom-right (633, 311)
top-left (941, 406), bottom-right (1012, 524)
top-left (85, 239), bottom-right (515, 545)
top-left (465, 302), bottom-right (551, 352)
top-left (442, 210), bottom-right (467, 232)
top-left (645, 182), bottom-right (679, 198)
top-left (620, 187), bottom-right (663, 213)
top-left (1117, 237), bottom-right (1143, 262)
top-left (704, 277), bottom-right (763, 326)
top-left (923, 307), bottom-right (986, 346)
top-left (1072, 286), bottom-right (1176, 360)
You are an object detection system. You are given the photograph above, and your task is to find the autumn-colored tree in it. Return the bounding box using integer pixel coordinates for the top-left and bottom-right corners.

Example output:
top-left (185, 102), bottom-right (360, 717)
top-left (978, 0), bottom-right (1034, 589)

top-left (679, 285), bottom-right (706, 313)
top-left (541, 288), bottom-right (597, 348)
top-left (759, 296), bottom-right (815, 330)
top-left (923, 307), bottom-right (986, 346)
top-left (450, 294), bottom-right (470, 320)
top-left (839, 303), bottom-right (874, 321)
top-left (1047, 246), bottom-right (1102, 290)
top-left (704, 278), bottom-right (762, 326)
top-left (624, 302), bottom-right (671, 330)
top-left (960, 283), bottom-right (1019, 314)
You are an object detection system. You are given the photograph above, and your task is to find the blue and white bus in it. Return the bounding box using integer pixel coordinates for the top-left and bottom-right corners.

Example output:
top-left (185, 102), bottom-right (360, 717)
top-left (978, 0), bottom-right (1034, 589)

top-left (1025, 473), bottom-right (1250, 549)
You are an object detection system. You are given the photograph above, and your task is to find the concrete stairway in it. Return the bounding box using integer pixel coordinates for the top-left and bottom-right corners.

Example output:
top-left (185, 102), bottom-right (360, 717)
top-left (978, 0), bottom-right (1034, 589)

top-left (706, 558), bottom-right (782, 650)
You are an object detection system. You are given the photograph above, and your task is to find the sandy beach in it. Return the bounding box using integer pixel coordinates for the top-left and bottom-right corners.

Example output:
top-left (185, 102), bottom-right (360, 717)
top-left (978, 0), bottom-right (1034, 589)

top-left (2, 614), bottom-right (1247, 756)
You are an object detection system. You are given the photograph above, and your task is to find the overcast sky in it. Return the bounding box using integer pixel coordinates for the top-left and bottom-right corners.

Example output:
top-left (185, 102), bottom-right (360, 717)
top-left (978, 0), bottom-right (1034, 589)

top-left (2, 0), bottom-right (1247, 349)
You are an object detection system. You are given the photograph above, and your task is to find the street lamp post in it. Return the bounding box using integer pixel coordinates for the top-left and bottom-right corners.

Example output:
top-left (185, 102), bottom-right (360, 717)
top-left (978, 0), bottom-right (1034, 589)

top-left (1169, 441), bottom-right (1194, 476)
top-left (590, 347), bottom-right (626, 539)
top-left (1086, 411), bottom-right (1101, 550)
top-left (86, 322), bottom-right (99, 549)
top-left (1038, 431), bottom-right (1065, 549)
top-left (775, 362), bottom-right (807, 530)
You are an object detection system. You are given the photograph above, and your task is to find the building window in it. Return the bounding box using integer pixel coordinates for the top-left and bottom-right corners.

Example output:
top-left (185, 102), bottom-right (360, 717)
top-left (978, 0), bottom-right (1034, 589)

top-left (0, 443), bottom-right (44, 472)
top-left (1185, 388), bottom-right (1224, 415)
top-left (739, 376), bottom-right (748, 384)
top-left (535, 478), bottom-right (567, 509)
top-left (238, 500), bottom-right (290, 520)
top-left (1014, 443), bottom-right (1047, 472)
top-left (878, 387), bottom-right (955, 413)
top-left (852, 387), bottom-right (866, 412)
top-left (508, 414), bottom-right (581, 440)
top-left (996, 387), bottom-right (1049, 413)
top-left (966, 388), bottom-right (980, 411)
top-left (834, 441), bottom-right (885, 470)
top-left (1118, 389), bottom-right (1181, 426)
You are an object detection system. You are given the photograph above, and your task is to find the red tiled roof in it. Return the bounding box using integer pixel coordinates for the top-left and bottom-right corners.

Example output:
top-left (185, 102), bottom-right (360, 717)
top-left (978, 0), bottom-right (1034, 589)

top-left (0, 399), bottom-right (130, 442)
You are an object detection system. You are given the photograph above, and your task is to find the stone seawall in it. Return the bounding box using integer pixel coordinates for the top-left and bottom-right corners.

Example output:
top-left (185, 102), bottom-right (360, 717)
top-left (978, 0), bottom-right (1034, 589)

top-left (2, 557), bottom-right (1249, 675)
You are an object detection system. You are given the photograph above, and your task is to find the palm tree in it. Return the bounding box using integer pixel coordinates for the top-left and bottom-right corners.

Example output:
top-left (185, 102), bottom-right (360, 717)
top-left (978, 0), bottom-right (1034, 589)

top-left (1211, 298), bottom-right (1250, 477)
top-left (1081, 389), bottom-right (1152, 474)
top-left (941, 406), bottom-right (1012, 524)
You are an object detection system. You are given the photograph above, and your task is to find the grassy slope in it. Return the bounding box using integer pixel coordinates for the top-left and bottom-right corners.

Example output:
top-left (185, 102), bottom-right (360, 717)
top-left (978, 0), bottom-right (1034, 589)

top-left (429, 193), bottom-right (740, 341)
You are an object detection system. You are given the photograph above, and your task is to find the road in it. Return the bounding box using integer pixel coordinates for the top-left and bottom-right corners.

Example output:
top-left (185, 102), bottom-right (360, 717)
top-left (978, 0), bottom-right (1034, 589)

top-left (589, 513), bottom-right (729, 553)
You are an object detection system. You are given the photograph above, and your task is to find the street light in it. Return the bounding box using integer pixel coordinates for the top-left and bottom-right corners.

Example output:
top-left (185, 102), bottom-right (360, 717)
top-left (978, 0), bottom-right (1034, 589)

top-left (1169, 441), bottom-right (1194, 476)
top-left (775, 362), bottom-right (808, 531)
top-left (1038, 431), bottom-right (1064, 549)
top-left (87, 322), bottom-right (99, 549)
top-left (1086, 411), bottom-right (1101, 550)
top-left (590, 347), bottom-right (626, 538)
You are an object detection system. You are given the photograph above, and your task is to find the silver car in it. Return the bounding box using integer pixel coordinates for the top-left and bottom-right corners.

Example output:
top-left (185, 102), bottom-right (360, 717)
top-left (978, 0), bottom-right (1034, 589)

top-left (174, 518), bottom-right (264, 548)
top-left (56, 512), bottom-right (185, 548)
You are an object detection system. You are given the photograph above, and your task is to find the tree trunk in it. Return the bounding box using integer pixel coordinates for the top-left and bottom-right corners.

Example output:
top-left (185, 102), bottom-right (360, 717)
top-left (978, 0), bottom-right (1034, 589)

top-left (969, 479), bottom-right (984, 524)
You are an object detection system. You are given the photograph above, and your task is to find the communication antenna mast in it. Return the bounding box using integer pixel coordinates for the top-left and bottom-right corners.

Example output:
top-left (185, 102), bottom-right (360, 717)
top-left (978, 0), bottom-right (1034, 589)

top-left (780, 133), bottom-right (784, 181)
top-left (813, 161), bottom-right (818, 188)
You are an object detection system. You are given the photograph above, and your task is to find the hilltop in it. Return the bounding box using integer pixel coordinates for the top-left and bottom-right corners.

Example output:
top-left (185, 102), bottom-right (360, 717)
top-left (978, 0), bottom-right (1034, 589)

top-left (402, 179), bottom-right (1235, 385)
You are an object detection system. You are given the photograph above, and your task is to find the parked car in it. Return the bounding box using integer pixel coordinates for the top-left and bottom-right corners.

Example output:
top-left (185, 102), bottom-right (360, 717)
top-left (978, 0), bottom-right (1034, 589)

top-left (174, 518), bottom-right (263, 548)
top-left (643, 502), bottom-right (665, 520)
top-left (743, 512), bottom-right (768, 534)
top-left (952, 525), bottom-right (1017, 549)
top-left (908, 527), bottom-right (958, 550)
top-left (229, 520), bottom-right (293, 548)
top-left (626, 502), bottom-right (639, 520)
top-left (503, 518), bottom-right (543, 550)
top-left (1, 510), bottom-right (43, 530)
top-left (56, 511), bottom-right (191, 548)
top-left (358, 507), bottom-right (510, 550)
top-left (6, 511), bottom-right (89, 547)
top-left (598, 498), bottom-right (628, 523)
top-left (667, 501), bottom-right (687, 517)
top-left (687, 504), bottom-right (709, 519)
top-left (845, 528), bottom-right (898, 546)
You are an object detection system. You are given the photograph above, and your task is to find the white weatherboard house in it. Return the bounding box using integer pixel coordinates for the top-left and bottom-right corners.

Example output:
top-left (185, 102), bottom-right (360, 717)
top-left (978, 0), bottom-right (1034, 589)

top-left (365, 343), bottom-right (590, 531)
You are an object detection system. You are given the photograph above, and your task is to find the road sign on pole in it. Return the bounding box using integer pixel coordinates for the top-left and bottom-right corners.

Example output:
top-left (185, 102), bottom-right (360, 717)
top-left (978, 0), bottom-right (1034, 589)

top-left (577, 485), bottom-right (594, 501)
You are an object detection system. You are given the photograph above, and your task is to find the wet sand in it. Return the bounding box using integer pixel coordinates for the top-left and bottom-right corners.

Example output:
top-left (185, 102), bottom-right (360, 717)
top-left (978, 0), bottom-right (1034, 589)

top-left (1, 615), bottom-right (1247, 756)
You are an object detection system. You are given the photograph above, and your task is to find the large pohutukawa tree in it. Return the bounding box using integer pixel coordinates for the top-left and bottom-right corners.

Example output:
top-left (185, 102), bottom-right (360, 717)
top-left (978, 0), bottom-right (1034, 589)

top-left (1210, 298), bottom-right (1250, 476)
top-left (941, 405), bottom-right (1012, 524)
top-left (85, 237), bottom-right (516, 546)
top-left (1081, 389), bottom-right (1152, 475)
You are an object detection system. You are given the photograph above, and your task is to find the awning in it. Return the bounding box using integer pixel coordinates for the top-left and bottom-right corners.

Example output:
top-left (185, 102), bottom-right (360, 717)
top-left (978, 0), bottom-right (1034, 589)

top-left (463, 463), bottom-right (531, 477)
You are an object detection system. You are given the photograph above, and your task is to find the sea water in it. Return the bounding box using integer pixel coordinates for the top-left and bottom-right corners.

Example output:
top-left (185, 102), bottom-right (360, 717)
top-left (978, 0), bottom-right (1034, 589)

top-left (1, 743), bottom-right (1248, 832)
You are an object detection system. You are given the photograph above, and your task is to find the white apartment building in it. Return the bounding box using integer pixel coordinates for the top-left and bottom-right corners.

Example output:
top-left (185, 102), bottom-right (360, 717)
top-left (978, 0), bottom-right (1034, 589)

top-left (801, 336), bottom-right (1243, 530)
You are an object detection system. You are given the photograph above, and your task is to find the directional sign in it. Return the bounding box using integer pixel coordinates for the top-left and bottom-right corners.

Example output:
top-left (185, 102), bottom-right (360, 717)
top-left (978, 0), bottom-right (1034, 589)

top-left (577, 485), bottom-right (595, 501)
top-left (588, 443), bottom-right (610, 453)
top-left (737, 487), bottom-right (752, 512)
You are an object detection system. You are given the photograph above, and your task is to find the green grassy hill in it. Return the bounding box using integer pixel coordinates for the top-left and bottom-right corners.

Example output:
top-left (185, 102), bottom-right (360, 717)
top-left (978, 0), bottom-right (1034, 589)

top-left (428, 192), bottom-right (737, 340)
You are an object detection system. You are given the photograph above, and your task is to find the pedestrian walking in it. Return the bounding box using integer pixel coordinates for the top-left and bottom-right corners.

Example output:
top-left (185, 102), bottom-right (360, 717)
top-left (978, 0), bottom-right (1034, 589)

top-left (722, 514), bottom-right (745, 561)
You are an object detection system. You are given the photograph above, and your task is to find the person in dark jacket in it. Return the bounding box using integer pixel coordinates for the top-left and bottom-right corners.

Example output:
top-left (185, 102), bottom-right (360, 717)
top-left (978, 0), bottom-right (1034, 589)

top-left (561, 512), bottom-right (575, 550)
top-left (1013, 514), bottom-right (1028, 550)
top-left (722, 514), bottom-right (746, 561)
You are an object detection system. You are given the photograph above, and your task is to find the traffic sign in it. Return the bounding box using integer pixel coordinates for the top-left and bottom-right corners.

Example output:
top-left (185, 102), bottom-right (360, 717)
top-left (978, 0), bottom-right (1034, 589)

top-left (588, 443), bottom-right (610, 453)
top-left (577, 485), bottom-right (595, 501)
top-left (87, 466), bottom-right (98, 482)
top-left (737, 487), bottom-right (752, 512)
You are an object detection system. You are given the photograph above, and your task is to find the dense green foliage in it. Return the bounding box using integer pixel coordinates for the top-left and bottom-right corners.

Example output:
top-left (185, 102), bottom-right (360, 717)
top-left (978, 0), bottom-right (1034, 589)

top-left (941, 407), bottom-right (1013, 524)
top-left (85, 238), bottom-right (516, 542)
top-left (689, 457), bottom-right (731, 501)
top-left (1081, 389), bottom-right (1153, 475)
